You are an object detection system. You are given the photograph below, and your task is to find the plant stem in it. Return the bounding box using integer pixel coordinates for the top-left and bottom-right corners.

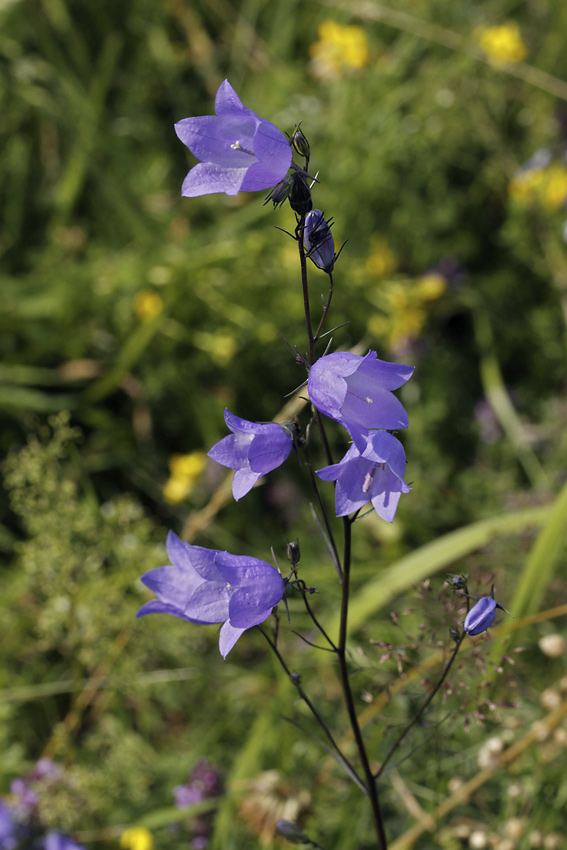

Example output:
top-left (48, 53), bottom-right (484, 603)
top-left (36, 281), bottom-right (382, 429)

top-left (376, 632), bottom-right (466, 779)
top-left (296, 215), bottom-right (315, 365)
top-left (259, 626), bottom-right (363, 788)
top-left (337, 516), bottom-right (388, 850)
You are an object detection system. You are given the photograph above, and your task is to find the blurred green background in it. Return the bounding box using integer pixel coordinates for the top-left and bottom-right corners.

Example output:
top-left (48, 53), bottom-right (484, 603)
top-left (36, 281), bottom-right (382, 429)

top-left (1, 0), bottom-right (567, 848)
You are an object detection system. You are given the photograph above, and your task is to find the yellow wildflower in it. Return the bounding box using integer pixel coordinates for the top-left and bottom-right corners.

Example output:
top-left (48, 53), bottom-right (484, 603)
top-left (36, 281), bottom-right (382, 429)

top-left (120, 827), bottom-right (154, 850)
top-left (476, 22), bottom-right (527, 64)
top-left (134, 290), bottom-right (163, 322)
top-left (509, 162), bottom-right (567, 210)
top-left (417, 273), bottom-right (447, 300)
top-left (366, 235), bottom-right (397, 278)
top-left (541, 163), bottom-right (567, 210)
top-left (193, 330), bottom-right (238, 366)
top-left (309, 20), bottom-right (368, 81)
top-left (389, 307), bottom-right (426, 346)
top-left (163, 451), bottom-right (207, 504)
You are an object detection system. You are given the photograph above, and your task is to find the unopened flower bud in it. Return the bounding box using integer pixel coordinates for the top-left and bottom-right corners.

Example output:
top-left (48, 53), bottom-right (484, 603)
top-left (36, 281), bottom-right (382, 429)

top-left (290, 122), bottom-right (310, 160)
top-left (264, 175), bottom-right (294, 209)
top-left (276, 820), bottom-right (311, 844)
top-left (464, 596), bottom-right (497, 635)
top-left (286, 539), bottom-right (301, 566)
top-left (450, 574), bottom-right (466, 589)
top-left (464, 586), bottom-right (512, 636)
top-left (304, 209), bottom-right (335, 272)
top-left (289, 172), bottom-right (313, 215)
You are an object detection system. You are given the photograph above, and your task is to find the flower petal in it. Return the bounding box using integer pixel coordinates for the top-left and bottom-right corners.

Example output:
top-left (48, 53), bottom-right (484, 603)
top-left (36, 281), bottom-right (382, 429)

top-left (232, 467), bottom-right (262, 500)
top-left (181, 162), bottom-right (248, 197)
top-left (247, 430), bottom-right (293, 474)
top-left (218, 620), bottom-right (247, 658)
top-left (183, 580), bottom-right (231, 624)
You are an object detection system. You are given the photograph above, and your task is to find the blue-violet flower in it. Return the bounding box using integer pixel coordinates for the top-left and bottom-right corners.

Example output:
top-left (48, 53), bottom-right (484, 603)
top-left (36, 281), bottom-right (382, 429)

top-left (304, 209), bottom-right (335, 272)
top-left (317, 431), bottom-right (410, 521)
top-left (207, 409), bottom-right (293, 500)
top-left (307, 351), bottom-right (413, 449)
top-left (464, 596), bottom-right (497, 635)
top-left (137, 531), bottom-right (285, 658)
top-left (175, 80), bottom-right (292, 197)
top-left (0, 802), bottom-right (15, 850)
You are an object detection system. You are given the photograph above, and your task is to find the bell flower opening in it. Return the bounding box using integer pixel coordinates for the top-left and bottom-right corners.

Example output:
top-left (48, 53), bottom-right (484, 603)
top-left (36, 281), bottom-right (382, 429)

top-left (175, 80), bottom-right (292, 197)
top-left (317, 431), bottom-right (410, 521)
top-left (136, 531), bottom-right (285, 658)
top-left (207, 409), bottom-right (294, 500)
top-left (307, 350), bottom-right (413, 449)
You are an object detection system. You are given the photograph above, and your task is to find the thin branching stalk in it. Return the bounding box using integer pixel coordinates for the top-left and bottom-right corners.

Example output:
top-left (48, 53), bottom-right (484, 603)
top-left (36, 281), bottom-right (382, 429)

top-left (336, 516), bottom-right (389, 850)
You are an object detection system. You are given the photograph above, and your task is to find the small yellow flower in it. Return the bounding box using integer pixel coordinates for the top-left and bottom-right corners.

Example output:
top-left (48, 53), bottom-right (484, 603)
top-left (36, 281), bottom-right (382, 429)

top-left (509, 163), bottom-right (567, 210)
top-left (386, 283), bottom-right (409, 312)
top-left (417, 273), bottom-right (447, 301)
top-left (134, 290), bottom-right (163, 322)
top-left (509, 168), bottom-right (544, 203)
top-left (194, 330), bottom-right (238, 366)
top-left (476, 22), bottom-right (527, 64)
top-left (541, 163), bottom-right (567, 210)
top-left (389, 306), bottom-right (426, 346)
top-left (120, 827), bottom-right (154, 850)
top-left (163, 451), bottom-right (207, 504)
top-left (366, 235), bottom-right (397, 278)
top-left (309, 20), bottom-right (368, 81)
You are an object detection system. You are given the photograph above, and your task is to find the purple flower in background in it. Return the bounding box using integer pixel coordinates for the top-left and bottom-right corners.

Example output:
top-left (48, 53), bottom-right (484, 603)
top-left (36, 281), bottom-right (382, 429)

top-left (207, 409), bottom-right (293, 500)
top-left (175, 80), bottom-right (292, 197)
top-left (464, 597), bottom-right (497, 635)
top-left (317, 431), bottom-right (410, 521)
top-left (174, 759), bottom-right (222, 850)
top-left (0, 802), bottom-right (16, 850)
top-left (137, 531), bottom-right (285, 658)
top-left (10, 778), bottom-right (38, 819)
top-left (304, 209), bottom-right (335, 272)
top-left (308, 351), bottom-right (413, 449)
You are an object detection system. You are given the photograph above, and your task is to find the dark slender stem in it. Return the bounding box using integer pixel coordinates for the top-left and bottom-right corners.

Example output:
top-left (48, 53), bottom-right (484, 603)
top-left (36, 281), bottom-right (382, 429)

top-left (375, 632), bottom-right (466, 779)
top-left (301, 438), bottom-right (342, 580)
top-left (313, 271), bottom-right (334, 342)
top-left (300, 588), bottom-right (338, 651)
top-left (296, 215), bottom-right (315, 365)
top-left (337, 517), bottom-right (388, 850)
top-left (259, 625), bottom-right (362, 786)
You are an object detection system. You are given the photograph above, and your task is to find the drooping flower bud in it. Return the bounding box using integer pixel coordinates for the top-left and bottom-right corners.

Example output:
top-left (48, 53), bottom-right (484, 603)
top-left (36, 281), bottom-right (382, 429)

top-left (264, 175), bottom-right (295, 208)
top-left (289, 172), bottom-right (313, 215)
top-left (463, 586), bottom-right (512, 636)
top-left (464, 596), bottom-right (497, 635)
top-left (303, 209), bottom-right (336, 272)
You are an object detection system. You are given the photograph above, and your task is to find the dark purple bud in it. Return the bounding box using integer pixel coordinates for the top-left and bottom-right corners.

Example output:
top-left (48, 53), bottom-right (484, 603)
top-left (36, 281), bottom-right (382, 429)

top-left (303, 209), bottom-right (335, 272)
top-left (289, 172), bottom-right (312, 215)
top-left (464, 596), bottom-right (497, 635)
top-left (264, 175), bottom-right (294, 208)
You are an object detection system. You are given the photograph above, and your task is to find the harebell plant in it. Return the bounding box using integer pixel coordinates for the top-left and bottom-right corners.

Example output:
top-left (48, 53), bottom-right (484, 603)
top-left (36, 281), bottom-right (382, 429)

top-left (137, 81), bottom-right (512, 848)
